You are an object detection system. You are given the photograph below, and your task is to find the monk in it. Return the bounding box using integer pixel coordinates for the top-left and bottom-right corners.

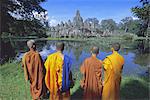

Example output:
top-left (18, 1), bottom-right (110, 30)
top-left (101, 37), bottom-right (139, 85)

top-left (102, 43), bottom-right (124, 100)
top-left (80, 46), bottom-right (103, 100)
top-left (44, 42), bottom-right (73, 100)
top-left (22, 40), bottom-right (46, 100)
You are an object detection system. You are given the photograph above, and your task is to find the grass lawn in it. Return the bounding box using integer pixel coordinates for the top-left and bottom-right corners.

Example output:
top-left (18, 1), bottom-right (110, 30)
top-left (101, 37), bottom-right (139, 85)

top-left (0, 62), bottom-right (149, 100)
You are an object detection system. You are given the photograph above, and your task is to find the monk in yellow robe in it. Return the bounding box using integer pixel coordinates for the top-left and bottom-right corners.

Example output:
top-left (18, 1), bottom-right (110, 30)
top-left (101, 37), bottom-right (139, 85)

top-left (80, 46), bottom-right (103, 100)
top-left (102, 43), bottom-right (124, 100)
top-left (22, 40), bottom-right (46, 100)
top-left (45, 42), bottom-right (73, 100)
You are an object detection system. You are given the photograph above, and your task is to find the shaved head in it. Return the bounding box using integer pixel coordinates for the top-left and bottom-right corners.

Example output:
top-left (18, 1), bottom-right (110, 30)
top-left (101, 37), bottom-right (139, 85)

top-left (91, 46), bottom-right (99, 55)
top-left (112, 43), bottom-right (120, 51)
top-left (27, 40), bottom-right (35, 49)
top-left (56, 42), bottom-right (65, 51)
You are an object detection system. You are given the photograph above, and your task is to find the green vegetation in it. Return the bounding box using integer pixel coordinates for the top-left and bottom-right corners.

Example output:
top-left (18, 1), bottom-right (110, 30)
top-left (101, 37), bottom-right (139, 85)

top-left (46, 37), bottom-right (86, 42)
top-left (131, 0), bottom-right (149, 37)
top-left (121, 76), bottom-right (149, 100)
top-left (0, 62), bottom-right (149, 99)
top-left (0, 62), bottom-right (31, 100)
top-left (101, 19), bottom-right (117, 32)
top-left (1, 0), bottom-right (149, 38)
top-left (1, 0), bottom-right (48, 37)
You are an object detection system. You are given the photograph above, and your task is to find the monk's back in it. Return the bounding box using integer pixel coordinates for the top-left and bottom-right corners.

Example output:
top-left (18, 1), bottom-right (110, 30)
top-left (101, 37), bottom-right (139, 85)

top-left (84, 57), bottom-right (102, 89)
top-left (102, 51), bottom-right (124, 100)
top-left (81, 56), bottom-right (103, 99)
top-left (107, 52), bottom-right (124, 78)
top-left (23, 50), bottom-right (46, 99)
top-left (25, 51), bottom-right (43, 81)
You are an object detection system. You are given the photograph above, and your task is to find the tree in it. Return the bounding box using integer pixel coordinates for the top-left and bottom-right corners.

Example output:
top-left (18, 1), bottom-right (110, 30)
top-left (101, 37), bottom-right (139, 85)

top-left (118, 17), bottom-right (142, 35)
top-left (128, 20), bottom-right (141, 35)
top-left (100, 19), bottom-right (116, 32)
top-left (1, 0), bottom-right (48, 37)
top-left (131, 0), bottom-right (150, 37)
top-left (85, 18), bottom-right (99, 28)
top-left (120, 17), bottom-right (133, 32)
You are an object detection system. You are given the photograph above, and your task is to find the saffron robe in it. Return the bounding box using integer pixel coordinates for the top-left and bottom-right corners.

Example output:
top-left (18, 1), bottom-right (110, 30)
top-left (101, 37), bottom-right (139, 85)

top-left (102, 51), bottom-right (124, 100)
top-left (80, 56), bottom-right (103, 100)
top-left (44, 51), bottom-right (72, 100)
top-left (22, 50), bottom-right (46, 100)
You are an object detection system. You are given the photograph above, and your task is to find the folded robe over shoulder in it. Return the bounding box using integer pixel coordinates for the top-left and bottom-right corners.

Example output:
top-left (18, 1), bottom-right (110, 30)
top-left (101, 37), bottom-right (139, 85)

top-left (102, 51), bottom-right (124, 100)
top-left (62, 55), bottom-right (72, 92)
top-left (22, 50), bottom-right (46, 99)
top-left (44, 52), bottom-right (72, 96)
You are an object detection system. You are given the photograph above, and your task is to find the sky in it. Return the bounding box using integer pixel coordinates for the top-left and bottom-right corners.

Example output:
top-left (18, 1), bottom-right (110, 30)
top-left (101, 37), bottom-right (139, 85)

top-left (40, 0), bottom-right (139, 26)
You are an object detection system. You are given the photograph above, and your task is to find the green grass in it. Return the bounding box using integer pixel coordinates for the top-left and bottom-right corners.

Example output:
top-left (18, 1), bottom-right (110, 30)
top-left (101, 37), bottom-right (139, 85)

top-left (0, 62), bottom-right (31, 100)
top-left (0, 62), bottom-right (149, 100)
top-left (121, 76), bottom-right (150, 100)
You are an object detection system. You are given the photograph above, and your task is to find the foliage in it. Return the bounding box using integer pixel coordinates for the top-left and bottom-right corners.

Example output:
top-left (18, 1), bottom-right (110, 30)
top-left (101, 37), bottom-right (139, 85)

top-left (119, 17), bottom-right (142, 35)
top-left (84, 18), bottom-right (99, 28)
top-left (131, 0), bottom-right (150, 37)
top-left (100, 19), bottom-right (117, 32)
top-left (1, 0), bottom-right (48, 37)
top-left (122, 33), bottom-right (136, 40)
top-left (120, 17), bottom-right (134, 32)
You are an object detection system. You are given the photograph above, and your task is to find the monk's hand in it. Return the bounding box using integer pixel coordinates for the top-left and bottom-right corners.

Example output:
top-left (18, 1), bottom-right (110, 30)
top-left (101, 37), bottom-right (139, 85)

top-left (80, 80), bottom-right (85, 88)
top-left (102, 81), bottom-right (104, 86)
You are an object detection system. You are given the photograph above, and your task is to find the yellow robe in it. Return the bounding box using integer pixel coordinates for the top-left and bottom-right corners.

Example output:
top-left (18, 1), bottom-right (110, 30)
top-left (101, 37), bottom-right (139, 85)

top-left (102, 51), bottom-right (124, 100)
top-left (44, 51), bottom-right (64, 100)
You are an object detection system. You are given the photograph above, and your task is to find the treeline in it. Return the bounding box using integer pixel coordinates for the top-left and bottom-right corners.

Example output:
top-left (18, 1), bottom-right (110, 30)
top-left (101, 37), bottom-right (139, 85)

top-left (91, 0), bottom-right (149, 37)
top-left (0, 0), bottom-right (149, 38)
top-left (131, 0), bottom-right (149, 37)
top-left (1, 0), bottom-right (48, 38)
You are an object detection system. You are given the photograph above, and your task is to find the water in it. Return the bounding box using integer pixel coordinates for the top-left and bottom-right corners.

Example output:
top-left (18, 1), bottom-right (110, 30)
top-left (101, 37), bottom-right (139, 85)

top-left (1, 39), bottom-right (149, 77)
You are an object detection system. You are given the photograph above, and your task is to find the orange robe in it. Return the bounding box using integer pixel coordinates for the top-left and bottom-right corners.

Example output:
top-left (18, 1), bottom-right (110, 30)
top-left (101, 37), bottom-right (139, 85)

top-left (22, 50), bottom-right (46, 100)
top-left (44, 51), bottom-right (71, 100)
top-left (102, 51), bottom-right (124, 100)
top-left (80, 56), bottom-right (103, 100)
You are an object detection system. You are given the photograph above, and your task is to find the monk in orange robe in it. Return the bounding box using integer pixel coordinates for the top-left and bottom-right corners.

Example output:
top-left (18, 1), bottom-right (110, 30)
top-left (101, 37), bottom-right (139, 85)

top-left (102, 43), bottom-right (124, 100)
top-left (22, 40), bottom-right (46, 100)
top-left (45, 42), bottom-right (73, 100)
top-left (80, 46), bottom-right (103, 100)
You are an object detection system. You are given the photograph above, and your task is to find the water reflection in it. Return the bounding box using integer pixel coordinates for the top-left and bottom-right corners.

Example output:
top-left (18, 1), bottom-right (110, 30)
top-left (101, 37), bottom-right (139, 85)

top-left (133, 40), bottom-right (150, 66)
top-left (1, 39), bottom-right (149, 76)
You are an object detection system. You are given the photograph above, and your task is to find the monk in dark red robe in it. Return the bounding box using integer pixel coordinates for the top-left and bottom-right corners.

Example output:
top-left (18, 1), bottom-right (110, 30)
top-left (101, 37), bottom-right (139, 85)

top-left (22, 40), bottom-right (46, 100)
top-left (80, 46), bottom-right (103, 100)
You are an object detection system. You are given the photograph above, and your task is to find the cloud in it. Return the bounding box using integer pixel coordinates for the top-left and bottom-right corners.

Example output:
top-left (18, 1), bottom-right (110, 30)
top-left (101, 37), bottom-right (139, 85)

top-left (132, 16), bottom-right (139, 20)
top-left (32, 11), bottom-right (48, 21)
top-left (48, 17), bottom-right (59, 26)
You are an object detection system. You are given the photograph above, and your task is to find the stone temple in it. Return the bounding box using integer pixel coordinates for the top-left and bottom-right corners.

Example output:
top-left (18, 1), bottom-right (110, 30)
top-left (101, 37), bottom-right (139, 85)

top-left (47, 10), bottom-right (110, 38)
